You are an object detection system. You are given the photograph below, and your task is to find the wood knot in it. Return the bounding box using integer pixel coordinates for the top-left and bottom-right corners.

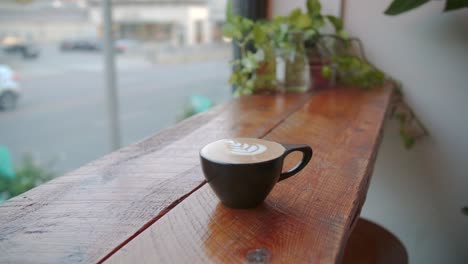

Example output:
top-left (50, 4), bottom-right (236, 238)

top-left (246, 248), bottom-right (271, 264)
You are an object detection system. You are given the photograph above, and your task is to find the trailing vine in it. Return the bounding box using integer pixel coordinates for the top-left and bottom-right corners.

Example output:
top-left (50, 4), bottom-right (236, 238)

top-left (389, 80), bottom-right (428, 148)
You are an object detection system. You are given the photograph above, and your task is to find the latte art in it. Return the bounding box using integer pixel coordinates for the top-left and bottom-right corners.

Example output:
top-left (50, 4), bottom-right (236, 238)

top-left (225, 140), bottom-right (267, 156)
top-left (200, 138), bottom-right (285, 164)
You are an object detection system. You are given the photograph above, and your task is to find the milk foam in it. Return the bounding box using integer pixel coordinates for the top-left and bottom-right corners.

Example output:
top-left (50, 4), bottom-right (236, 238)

top-left (200, 138), bottom-right (285, 164)
top-left (224, 140), bottom-right (267, 156)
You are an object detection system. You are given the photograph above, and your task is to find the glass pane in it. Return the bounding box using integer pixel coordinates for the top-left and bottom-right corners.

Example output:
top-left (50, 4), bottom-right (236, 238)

top-left (0, 0), bottom-right (230, 202)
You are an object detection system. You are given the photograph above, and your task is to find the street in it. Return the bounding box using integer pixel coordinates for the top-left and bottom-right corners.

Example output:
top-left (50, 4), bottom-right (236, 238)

top-left (0, 46), bottom-right (231, 173)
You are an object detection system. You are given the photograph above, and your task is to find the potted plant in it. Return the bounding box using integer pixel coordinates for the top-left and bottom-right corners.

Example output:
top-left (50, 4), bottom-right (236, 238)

top-left (283, 0), bottom-right (385, 90)
top-left (268, 9), bottom-right (313, 92)
top-left (303, 0), bottom-right (345, 89)
top-left (223, 0), bottom-right (387, 93)
top-left (223, 3), bottom-right (277, 96)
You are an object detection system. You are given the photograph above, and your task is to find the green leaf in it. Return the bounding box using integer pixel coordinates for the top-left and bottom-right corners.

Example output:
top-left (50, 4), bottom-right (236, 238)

top-left (337, 30), bottom-right (349, 39)
top-left (252, 24), bottom-right (267, 45)
top-left (279, 23), bottom-right (289, 36)
top-left (306, 0), bottom-right (322, 17)
top-left (321, 65), bottom-right (332, 79)
top-left (241, 17), bottom-right (254, 30)
top-left (384, 0), bottom-right (430, 15)
top-left (331, 55), bottom-right (385, 89)
top-left (287, 9), bottom-right (312, 30)
top-left (400, 129), bottom-right (415, 149)
top-left (295, 14), bottom-right (313, 29)
top-left (444, 0), bottom-right (468, 11)
top-left (304, 29), bottom-right (317, 40)
top-left (350, 57), bottom-right (361, 68)
top-left (289, 8), bottom-right (303, 21)
top-left (222, 23), bottom-right (238, 39)
top-left (273, 15), bottom-right (288, 24)
top-left (228, 72), bottom-right (239, 84)
top-left (325, 15), bottom-right (343, 32)
top-left (241, 54), bottom-right (258, 72)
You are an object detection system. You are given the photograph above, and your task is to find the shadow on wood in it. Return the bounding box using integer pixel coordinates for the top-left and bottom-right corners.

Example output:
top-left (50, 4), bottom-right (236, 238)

top-left (342, 218), bottom-right (408, 264)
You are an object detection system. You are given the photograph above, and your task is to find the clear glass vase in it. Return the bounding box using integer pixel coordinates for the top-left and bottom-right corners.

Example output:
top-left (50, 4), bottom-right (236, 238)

top-left (284, 32), bottom-right (311, 92)
top-left (253, 43), bottom-right (277, 93)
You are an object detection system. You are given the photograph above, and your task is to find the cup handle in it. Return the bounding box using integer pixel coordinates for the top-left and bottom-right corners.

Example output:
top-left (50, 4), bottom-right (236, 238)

top-left (278, 144), bottom-right (313, 182)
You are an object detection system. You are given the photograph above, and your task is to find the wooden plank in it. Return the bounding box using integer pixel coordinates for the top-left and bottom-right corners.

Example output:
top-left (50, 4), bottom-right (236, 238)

top-left (0, 94), bottom-right (312, 264)
top-left (104, 86), bottom-right (393, 264)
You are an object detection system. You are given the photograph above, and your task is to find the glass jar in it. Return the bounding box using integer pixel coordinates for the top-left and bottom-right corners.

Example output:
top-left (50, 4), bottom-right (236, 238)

top-left (254, 42), bottom-right (277, 93)
top-left (284, 31), bottom-right (311, 92)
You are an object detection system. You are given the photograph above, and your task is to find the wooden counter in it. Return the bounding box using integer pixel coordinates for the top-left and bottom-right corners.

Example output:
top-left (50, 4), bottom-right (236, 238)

top-left (0, 85), bottom-right (393, 264)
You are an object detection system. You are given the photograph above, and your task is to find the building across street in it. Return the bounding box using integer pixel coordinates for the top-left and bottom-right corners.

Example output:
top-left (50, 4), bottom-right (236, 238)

top-left (0, 0), bottom-right (226, 46)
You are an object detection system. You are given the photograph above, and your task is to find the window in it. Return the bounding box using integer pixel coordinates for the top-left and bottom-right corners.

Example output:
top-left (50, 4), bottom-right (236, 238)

top-left (0, 0), bottom-right (230, 202)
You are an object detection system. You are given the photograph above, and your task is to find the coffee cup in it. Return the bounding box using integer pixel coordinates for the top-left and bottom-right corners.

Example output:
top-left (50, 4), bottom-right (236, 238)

top-left (200, 138), bottom-right (313, 209)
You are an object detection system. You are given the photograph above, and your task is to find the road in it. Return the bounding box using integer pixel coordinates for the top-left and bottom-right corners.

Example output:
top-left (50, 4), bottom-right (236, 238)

top-left (0, 46), bottom-right (231, 173)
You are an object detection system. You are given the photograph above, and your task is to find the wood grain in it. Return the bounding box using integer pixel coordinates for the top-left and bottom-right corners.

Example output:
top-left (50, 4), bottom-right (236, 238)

top-left (0, 94), bottom-right (311, 264)
top-left (105, 85), bottom-right (393, 264)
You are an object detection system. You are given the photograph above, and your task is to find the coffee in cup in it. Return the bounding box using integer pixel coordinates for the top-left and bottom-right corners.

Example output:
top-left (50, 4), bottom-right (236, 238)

top-left (200, 138), bottom-right (313, 208)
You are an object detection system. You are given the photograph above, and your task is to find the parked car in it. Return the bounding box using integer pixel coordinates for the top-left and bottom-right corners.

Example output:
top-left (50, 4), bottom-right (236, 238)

top-left (60, 38), bottom-right (125, 53)
top-left (60, 38), bottom-right (102, 51)
top-left (0, 65), bottom-right (20, 111)
top-left (3, 43), bottom-right (40, 59)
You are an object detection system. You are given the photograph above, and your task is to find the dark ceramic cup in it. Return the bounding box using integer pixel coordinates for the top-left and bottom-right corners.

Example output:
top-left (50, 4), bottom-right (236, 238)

top-left (200, 138), bottom-right (313, 209)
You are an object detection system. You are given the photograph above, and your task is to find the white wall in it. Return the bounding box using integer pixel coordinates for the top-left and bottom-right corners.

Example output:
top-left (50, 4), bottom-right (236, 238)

top-left (273, 0), bottom-right (468, 263)
top-left (345, 1), bottom-right (468, 263)
top-left (272, 0), bottom-right (340, 17)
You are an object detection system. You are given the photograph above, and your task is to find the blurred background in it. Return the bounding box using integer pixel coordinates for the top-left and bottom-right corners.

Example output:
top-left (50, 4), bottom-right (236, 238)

top-left (0, 0), bottom-right (231, 178)
top-left (1, 0), bottom-right (467, 263)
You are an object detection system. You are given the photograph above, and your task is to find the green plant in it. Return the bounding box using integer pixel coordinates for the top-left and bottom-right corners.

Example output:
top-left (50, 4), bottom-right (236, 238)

top-left (322, 55), bottom-right (385, 89)
top-left (224, 0), bottom-right (385, 93)
top-left (223, 0), bottom-right (424, 148)
top-left (396, 112), bottom-right (416, 148)
top-left (227, 45), bottom-right (275, 96)
top-left (270, 1), bottom-right (384, 89)
top-left (269, 8), bottom-right (318, 91)
top-left (305, 3), bottom-right (347, 46)
top-left (384, 0), bottom-right (468, 15)
top-left (270, 9), bottom-right (313, 51)
top-left (388, 80), bottom-right (428, 149)
top-left (0, 155), bottom-right (55, 202)
top-left (270, 1), bottom-right (346, 53)
top-left (223, 2), bottom-right (276, 96)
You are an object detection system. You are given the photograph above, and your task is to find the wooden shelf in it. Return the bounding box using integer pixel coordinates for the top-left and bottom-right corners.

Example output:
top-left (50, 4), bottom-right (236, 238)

top-left (0, 85), bottom-right (393, 264)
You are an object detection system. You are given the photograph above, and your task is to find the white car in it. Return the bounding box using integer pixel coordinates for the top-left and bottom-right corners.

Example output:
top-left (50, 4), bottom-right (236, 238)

top-left (0, 65), bottom-right (20, 110)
